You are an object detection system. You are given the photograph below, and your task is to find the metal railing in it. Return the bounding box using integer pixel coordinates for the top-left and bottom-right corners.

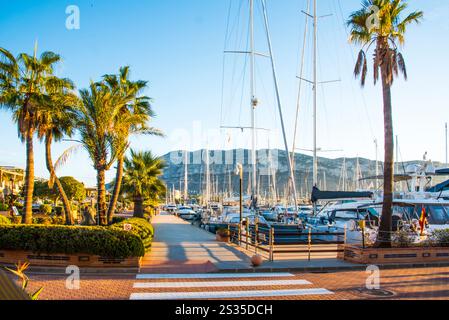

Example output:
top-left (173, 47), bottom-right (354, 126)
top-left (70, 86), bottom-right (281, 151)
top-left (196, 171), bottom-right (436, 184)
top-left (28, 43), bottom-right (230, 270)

top-left (228, 222), bottom-right (346, 261)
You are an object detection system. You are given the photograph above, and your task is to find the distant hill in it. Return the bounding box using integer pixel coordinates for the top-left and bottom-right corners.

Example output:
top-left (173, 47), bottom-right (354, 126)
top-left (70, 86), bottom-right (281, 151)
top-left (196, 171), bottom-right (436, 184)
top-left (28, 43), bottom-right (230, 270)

top-left (161, 149), bottom-right (442, 198)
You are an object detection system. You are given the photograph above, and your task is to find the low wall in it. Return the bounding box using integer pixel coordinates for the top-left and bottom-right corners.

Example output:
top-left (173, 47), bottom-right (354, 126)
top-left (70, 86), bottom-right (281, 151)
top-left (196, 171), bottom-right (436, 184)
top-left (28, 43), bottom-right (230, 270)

top-left (339, 245), bottom-right (449, 264)
top-left (0, 250), bottom-right (142, 268)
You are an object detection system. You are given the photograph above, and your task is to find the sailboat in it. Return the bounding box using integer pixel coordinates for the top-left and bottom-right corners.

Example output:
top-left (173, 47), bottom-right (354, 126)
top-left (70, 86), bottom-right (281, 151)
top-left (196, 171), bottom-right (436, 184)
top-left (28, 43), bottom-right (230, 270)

top-left (219, 0), bottom-right (298, 214)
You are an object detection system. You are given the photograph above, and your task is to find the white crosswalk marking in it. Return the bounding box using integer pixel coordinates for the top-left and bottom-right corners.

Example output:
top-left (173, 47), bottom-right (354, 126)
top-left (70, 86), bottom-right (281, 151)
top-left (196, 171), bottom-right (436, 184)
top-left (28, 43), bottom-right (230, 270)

top-left (130, 273), bottom-right (334, 300)
top-left (134, 279), bottom-right (311, 289)
top-left (136, 272), bottom-right (294, 280)
top-left (130, 288), bottom-right (334, 300)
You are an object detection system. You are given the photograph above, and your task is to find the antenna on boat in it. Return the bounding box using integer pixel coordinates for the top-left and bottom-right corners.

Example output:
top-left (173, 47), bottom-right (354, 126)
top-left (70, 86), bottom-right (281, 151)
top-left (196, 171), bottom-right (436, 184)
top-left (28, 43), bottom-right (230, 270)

top-left (445, 122), bottom-right (449, 166)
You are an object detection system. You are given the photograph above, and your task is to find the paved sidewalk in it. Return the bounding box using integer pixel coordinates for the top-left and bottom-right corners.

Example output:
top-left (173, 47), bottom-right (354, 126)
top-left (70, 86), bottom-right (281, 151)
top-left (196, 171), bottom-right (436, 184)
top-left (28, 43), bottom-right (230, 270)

top-left (142, 214), bottom-right (250, 273)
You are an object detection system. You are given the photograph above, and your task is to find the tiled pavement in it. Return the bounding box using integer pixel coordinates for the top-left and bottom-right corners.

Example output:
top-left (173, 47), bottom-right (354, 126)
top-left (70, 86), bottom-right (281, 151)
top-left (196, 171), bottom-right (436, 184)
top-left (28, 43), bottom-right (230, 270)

top-left (20, 266), bottom-right (449, 300)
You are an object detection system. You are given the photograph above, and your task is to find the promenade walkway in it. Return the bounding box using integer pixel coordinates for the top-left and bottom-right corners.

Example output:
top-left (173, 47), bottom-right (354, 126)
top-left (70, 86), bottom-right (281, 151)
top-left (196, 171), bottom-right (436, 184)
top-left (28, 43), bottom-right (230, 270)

top-left (141, 214), bottom-right (250, 273)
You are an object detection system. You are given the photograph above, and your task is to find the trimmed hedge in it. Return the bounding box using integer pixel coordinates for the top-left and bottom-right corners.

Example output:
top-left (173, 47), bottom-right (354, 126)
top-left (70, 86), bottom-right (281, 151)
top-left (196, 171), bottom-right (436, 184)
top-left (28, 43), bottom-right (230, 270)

top-left (0, 225), bottom-right (145, 258)
top-left (111, 218), bottom-right (154, 253)
top-left (0, 216), bottom-right (11, 225)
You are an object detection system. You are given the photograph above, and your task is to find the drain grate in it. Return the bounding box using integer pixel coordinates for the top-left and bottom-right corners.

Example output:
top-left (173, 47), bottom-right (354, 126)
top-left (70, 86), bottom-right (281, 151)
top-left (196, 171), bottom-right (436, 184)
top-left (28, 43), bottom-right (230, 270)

top-left (354, 288), bottom-right (396, 298)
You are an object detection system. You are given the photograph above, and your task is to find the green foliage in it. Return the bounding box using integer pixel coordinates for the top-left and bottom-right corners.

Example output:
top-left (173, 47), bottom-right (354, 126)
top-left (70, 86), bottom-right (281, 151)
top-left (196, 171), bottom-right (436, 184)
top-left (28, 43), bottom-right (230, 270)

top-left (0, 203), bottom-right (9, 211)
top-left (34, 181), bottom-right (56, 201)
top-left (430, 230), bottom-right (449, 247)
top-left (111, 218), bottom-right (154, 253)
top-left (39, 204), bottom-right (53, 215)
top-left (122, 150), bottom-right (166, 204)
top-left (59, 177), bottom-right (85, 202)
top-left (0, 216), bottom-right (11, 225)
top-left (54, 206), bottom-right (65, 216)
top-left (5, 261), bottom-right (43, 300)
top-left (392, 230), bottom-right (413, 248)
top-left (0, 225), bottom-right (145, 258)
top-left (11, 216), bottom-right (22, 224)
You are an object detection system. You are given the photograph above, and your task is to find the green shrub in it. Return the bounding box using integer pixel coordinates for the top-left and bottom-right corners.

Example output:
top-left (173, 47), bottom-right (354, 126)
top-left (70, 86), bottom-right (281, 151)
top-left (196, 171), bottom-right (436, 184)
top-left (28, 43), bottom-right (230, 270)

top-left (54, 206), bottom-right (65, 216)
top-left (111, 218), bottom-right (154, 253)
top-left (111, 216), bottom-right (127, 224)
top-left (430, 229), bottom-right (449, 247)
top-left (0, 216), bottom-right (11, 225)
top-left (0, 203), bottom-right (9, 211)
top-left (51, 216), bottom-right (66, 225)
top-left (13, 202), bottom-right (24, 209)
top-left (32, 216), bottom-right (52, 225)
top-left (0, 225), bottom-right (145, 258)
top-left (11, 216), bottom-right (22, 224)
top-left (39, 204), bottom-right (52, 215)
top-left (392, 230), bottom-right (413, 248)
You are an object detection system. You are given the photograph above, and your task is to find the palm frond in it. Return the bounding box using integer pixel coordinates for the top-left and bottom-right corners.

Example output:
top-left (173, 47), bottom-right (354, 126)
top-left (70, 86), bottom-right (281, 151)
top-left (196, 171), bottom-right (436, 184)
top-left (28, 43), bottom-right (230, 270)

top-left (54, 144), bottom-right (82, 172)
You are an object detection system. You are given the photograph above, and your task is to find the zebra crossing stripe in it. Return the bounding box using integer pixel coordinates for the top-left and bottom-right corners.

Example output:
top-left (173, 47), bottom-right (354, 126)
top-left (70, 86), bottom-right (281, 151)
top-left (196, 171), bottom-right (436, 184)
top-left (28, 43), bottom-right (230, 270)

top-left (136, 273), bottom-right (294, 280)
top-left (130, 288), bottom-right (334, 300)
top-left (133, 279), bottom-right (311, 288)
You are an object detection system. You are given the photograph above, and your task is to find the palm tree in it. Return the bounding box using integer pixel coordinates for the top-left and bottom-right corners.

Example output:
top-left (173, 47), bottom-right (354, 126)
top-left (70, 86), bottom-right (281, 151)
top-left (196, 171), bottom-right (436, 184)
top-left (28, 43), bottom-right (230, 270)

top-left (37, 77), bottom-right (80, 225)
top-left (121, 150), bottom-right (166, 218)
top-left (347, 0), bottom-right (423, 247)
top-left (74, 82), bottom-right (126, 225)
top-left (101, 67), bottom-right (163, 224)
top-left (0, 45), bottom-right (64, 224)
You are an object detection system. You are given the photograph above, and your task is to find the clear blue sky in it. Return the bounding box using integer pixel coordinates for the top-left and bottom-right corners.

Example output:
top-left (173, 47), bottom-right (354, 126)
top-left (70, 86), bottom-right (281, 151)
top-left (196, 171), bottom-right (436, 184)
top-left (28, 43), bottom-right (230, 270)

top-left (0, 0), bottom-right (448, 187)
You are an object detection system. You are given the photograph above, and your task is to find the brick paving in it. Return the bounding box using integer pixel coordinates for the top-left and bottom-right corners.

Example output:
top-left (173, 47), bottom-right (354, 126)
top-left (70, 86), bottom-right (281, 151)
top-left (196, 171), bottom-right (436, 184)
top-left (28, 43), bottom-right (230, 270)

top-left (13, 266), bottom-right (449, 300)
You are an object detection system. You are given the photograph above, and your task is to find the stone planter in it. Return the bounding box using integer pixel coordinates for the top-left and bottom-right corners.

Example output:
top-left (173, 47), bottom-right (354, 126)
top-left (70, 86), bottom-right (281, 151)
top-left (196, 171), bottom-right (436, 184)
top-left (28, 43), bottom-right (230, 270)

top-left (339, 244), bottom-right (449, 264)
top-left (0, 250), bottom-right (142, 269)
top-left (216, 234), bottom-right (230, 243)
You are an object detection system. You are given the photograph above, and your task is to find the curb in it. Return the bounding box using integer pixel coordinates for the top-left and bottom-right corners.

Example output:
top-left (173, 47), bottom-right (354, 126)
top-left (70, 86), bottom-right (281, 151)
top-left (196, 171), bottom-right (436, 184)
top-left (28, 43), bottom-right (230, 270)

top-left (214, 262), bottom-right (449, 274)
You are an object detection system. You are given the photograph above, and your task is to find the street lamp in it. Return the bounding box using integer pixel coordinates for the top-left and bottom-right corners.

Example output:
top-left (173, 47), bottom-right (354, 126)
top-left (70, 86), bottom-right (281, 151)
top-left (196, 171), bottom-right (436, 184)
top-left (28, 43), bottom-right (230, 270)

top-left (235, 163), bottom-right (243, 226)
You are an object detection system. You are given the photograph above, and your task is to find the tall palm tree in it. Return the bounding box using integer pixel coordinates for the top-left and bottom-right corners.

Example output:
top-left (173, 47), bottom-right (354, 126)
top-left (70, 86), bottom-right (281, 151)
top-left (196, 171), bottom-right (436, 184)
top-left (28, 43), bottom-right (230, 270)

top-left (121, 150), bottom-right (166, 218)
top-left (74, 82), bottom-right (126, 225)
top-left (37, 77), bottom-right (80, 225)
top-left (347, 0), bottom-right (423, 247)
top-left (0, 46), bottom-right (63, 224)
top-left (101, 67), bottom-right (163, 224)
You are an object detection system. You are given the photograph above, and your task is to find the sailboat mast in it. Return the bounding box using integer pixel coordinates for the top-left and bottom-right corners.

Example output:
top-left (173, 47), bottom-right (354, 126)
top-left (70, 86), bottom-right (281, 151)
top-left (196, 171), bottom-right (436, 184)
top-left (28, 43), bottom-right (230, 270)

top-left (184, 150), bottom-right (188, 202)
top-left (205, 149), bottom-right (210, 206)
top-left (446, 122), bottom-right (449, 166)
top-left (261, 0), bottom-right (298, 211)
top-left (249, 0), bottom-right (258, 209)
top-left (312, 0), bottom-right (318, 187)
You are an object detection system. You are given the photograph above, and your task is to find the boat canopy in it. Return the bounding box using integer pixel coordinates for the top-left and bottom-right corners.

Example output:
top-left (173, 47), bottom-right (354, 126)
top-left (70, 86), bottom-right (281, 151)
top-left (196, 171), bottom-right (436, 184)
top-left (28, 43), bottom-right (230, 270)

top-left (427, 179), bottom-right (449, 193)
top-left (435, 168), bottom-right (449, 175)
top-left (311, 187), bottom-right (374, 203)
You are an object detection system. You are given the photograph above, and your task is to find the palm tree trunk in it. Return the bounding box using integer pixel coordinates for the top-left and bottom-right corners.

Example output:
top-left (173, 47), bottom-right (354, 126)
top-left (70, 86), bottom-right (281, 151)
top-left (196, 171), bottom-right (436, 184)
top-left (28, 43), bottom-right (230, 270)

top-left (133, 195), bottom-right (144, 218)
top-left (44, 135), bottom-right (74, 225)
top-left (107, 156), bottom-right (124, 224)
top-left (97, 168), bottom-right (108, 226)
top-left (23, 130), bottom-right (35, 224)
top-left (376, 44), bottom-right (394, 248)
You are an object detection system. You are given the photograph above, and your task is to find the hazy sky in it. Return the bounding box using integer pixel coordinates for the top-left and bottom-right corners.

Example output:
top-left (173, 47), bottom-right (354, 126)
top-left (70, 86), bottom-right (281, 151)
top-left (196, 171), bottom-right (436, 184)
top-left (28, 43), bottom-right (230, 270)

top-left (1, 0), bottom-right (448, 186)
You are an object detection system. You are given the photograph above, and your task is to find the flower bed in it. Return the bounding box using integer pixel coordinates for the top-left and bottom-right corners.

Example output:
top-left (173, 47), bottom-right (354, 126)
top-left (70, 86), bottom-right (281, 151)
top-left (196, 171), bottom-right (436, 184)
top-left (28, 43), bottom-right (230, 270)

top-left (339, 244), bottom-right (449, 264)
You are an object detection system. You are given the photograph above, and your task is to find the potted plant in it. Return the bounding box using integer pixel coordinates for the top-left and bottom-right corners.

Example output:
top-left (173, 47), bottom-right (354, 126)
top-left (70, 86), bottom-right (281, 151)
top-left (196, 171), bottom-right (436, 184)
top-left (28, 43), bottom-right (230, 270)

top-left (216, 228), bottom-right (231, 243)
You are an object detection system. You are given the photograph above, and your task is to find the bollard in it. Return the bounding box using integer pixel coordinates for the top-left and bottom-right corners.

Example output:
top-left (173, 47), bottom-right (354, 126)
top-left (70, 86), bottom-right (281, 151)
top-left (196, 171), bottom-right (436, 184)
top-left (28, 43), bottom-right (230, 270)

top-left (255, 218), bottom-right (259, 254)
top-left (238, 222), bottom-right (242, 246)
top-left (269, 227), bottom-right (275, 262)
top-left (308, 227), bottom-right (312, 262)
top-left (246, 222), bottom-right (249, 250)
top-left (344, 224), bottom-right (347, 246)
